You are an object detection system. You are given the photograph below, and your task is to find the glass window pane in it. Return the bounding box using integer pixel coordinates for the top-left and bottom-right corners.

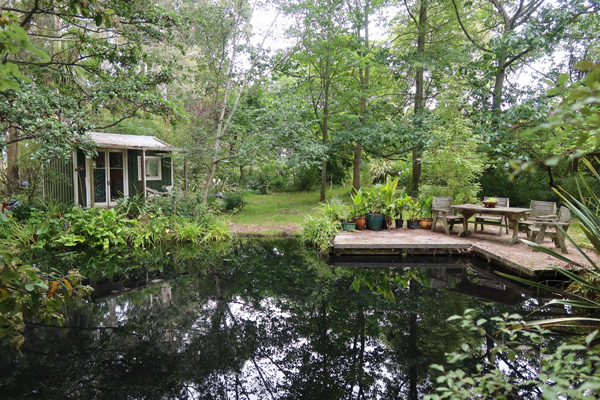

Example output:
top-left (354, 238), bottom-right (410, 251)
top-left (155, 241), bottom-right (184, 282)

top-left (109, 152), bottom-right (123, 168)
top-left (146, 159), bottom-right (160, 178)
top-left (93, 151), bottom-right (105, 169)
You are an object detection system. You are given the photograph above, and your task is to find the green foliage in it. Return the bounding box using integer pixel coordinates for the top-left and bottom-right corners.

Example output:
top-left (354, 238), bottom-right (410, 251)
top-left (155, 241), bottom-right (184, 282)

top-left (175, 214), bottom-right (232, 244)
top-left (299, 214), bottom-right (339, 254)
top-left (320, 196), bottom-right (349, 222)
top-left (149, 189), bottom-right (206, 216)
top-left (223, 192), bottom-right (247, 212)
top-left (0, 252), bottom-right (91, 349)
top-left (350, 189), bottom-right (368, 218)
top-left (54, 207), bottom-right (130, 249)
top-left (115, 194), bottom-right (150, 218)
top-left (480, 168), bottom-right (556, 207)
top-left (522, 61), bottom-right (600, 169)
top-left (175, 219), bottom-right (205, 245)
top-left (299, 194), bottom-right (354, 252)
top-left (422, 108), bottom-right (486, 204)
top-left (426, 311), bottom-right (600, 400)
top-left (0, 14), bottom-right (49, 90)
top-left (124, 214), bottom-right (170, 249)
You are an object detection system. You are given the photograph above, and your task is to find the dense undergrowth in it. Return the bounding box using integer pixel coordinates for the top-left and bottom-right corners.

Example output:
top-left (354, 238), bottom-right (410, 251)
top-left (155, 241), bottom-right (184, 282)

top-left (0, 189), bottom-right (235, 348)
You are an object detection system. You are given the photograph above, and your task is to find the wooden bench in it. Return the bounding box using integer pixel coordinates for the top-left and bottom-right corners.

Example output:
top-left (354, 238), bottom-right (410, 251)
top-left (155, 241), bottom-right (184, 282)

top-left (519, 200), bottom-right (558, 238)
top-left (530, 206), bottom-right (571, 253)
top-left (475, 197), bottom-right (510, 236)
top-left (431, 197), bottom-right (464, 235)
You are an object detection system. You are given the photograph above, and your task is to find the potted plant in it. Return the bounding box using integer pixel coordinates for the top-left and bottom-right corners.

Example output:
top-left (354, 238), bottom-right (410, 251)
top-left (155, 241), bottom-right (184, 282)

top-left (380, 177), bottom-right (399, 229)
top-left (392, 195), bottom-right (409, 228)
top-left (341, 219), bottom-right (356, 231)
top-left (365, 187), bottom-right (384, 230)
top-left (483, 196), bottom-right (498, 208)
top-left (418, 196), bottom-right (434, 229)
top-left (350, 189), bottom-right (367, 230)
top-left (405, 197), bottom-right (421, 229)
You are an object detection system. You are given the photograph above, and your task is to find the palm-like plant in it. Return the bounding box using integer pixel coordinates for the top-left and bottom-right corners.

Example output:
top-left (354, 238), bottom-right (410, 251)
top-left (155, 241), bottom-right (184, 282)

top-left (504, 158), bottom-right (600, 327)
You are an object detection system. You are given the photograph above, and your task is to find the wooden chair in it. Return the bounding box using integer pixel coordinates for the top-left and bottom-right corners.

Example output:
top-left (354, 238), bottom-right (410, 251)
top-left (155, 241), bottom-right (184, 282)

top-left (519, 200), bottom-right (558, 238)
top-left (529, 206), bottom-right (571, 254)
top-left (475, 197), bottom-right (510, 235)
top-left (431, 197), bottom-right (464, 235)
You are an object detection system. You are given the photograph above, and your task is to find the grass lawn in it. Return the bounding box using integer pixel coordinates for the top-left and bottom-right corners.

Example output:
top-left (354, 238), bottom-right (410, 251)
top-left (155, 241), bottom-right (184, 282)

top-left (229, 186), bottom-right (353, 234)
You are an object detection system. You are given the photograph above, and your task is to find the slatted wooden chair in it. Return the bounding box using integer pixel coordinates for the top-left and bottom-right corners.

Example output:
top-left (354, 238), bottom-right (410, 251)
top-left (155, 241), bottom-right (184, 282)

top-left (431, 197), bottom-right (464, 235)
top-left (529, 206), bottom-right (571, 254)
top-left (475, 197), bottom-right (510, 235)
top-left (519, 200), bottom-right (558, 238)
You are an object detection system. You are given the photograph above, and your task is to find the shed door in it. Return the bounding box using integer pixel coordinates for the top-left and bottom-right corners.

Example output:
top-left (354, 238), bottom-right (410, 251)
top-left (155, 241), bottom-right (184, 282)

top-left (91, 150), bottom-right (127, 207)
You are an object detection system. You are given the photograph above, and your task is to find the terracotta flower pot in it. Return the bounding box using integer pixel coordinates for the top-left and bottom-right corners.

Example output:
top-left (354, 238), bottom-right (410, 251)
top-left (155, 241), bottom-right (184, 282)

top-left (419, 218), bottom-right (433, 229)
top-left (354, 216), bottom-right (367, 230)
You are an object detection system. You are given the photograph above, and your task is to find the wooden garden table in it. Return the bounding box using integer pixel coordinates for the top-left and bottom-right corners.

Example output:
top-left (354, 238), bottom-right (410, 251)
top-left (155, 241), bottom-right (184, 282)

top-left (451, 204), bottom-right (532, 244)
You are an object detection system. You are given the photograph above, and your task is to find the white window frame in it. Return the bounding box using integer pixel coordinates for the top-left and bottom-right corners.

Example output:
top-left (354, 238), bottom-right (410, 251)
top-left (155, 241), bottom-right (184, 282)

top-left (137, 156), bottom-right (162, 181)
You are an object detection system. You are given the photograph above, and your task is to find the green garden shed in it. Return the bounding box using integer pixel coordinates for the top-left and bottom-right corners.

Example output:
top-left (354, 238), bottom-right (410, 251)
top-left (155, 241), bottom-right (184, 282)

top-left (45, 132), bottom-right (174, 207)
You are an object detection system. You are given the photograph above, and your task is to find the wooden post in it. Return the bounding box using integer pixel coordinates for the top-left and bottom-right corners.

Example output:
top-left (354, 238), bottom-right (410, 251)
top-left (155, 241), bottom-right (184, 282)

top-left (90, 157), bottom-right (95, 208)
top-left (141, 149), bottom-right (147, 198)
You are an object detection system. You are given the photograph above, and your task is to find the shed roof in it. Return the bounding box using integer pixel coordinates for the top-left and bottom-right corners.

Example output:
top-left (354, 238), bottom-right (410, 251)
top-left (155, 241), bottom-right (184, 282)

top-left (87, 132), bottom-right (173, 151)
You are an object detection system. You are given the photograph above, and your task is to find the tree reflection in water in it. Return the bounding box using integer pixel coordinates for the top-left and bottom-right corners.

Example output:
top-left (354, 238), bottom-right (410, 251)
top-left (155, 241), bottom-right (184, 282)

top-left (0, 239), bottom-right (543, 399)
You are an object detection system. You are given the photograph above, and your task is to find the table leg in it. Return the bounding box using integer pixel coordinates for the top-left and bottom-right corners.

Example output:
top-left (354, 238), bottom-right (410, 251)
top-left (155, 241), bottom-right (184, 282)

top-left (534, 225), bottom-right (547, 244)
top-left (509, 217), bottom-right (521, 244)
top-left (458, 212), bottom-right (474, 237)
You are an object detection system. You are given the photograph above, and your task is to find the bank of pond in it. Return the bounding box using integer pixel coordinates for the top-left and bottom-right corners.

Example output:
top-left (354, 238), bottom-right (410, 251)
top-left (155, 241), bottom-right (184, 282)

top-left (1, 239), bottom-right (599, 399)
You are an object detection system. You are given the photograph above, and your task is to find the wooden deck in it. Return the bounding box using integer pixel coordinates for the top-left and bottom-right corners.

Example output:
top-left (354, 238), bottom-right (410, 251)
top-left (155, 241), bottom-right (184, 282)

top-left (332, 225), bottom-right (599, 277)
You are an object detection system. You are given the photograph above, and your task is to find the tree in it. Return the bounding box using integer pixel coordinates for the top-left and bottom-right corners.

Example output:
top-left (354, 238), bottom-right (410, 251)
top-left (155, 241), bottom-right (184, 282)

top-left (0, 1), bottom-right (182, 188)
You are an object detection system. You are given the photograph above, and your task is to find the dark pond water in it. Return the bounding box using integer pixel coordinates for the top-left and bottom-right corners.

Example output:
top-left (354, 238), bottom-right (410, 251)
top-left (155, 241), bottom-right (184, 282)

top-left (0, 239), bottom-right (560, 399)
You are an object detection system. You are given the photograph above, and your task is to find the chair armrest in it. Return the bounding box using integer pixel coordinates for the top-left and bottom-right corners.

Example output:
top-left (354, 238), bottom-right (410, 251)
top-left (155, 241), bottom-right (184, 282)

top-left (532, 214), bottom-right (558, 220)
top-left (533, 220), bottom-right (569, 227)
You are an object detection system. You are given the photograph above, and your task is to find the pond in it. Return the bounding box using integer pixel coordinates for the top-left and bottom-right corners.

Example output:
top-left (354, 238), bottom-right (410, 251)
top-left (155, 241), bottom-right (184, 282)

top-left (0, 239), bottom-right (561, 399)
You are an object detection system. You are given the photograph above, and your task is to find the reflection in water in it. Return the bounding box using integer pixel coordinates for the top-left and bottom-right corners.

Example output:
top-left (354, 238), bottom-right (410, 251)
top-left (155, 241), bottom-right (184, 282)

top-left (0, 240), bottom-right (553, 399)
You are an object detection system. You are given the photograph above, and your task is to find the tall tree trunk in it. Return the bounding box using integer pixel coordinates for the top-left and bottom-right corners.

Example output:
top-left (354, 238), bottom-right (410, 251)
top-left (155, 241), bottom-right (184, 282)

top-left (203, 120), bottom-right (224, 203)
top-left (6, 124), bottom-right (19, 185)
top-left (411, 0), bottom-right (427, 191)
top-left (352, 144), bottom-right (363, 193)
top-left (353, 0), bottom-right (370, 193)
top-left (319, 47), bottom-right (332, 203)
top-left (492, 56), bottom-right (507, 111)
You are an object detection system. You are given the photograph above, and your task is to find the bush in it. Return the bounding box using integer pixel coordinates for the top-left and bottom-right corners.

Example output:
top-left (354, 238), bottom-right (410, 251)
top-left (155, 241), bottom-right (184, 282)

top-left (115, 194), bottom-right (149, 218)
top-left (421, 108), bottom-right (486, 204)
top-left (299, 214), bottom-right (339, 254)
top-left (223, 192), bottom-right (247, 212)
top-left (479, 168), bottom-right (558, 207)
top-left (174, 214), bottom-right (232, 244)
top-left (320, 197), bottom-right (349, 222)
top-left (427, 311), bottom-right (600, 400)
top-left (293, 166), bottom-right (320, 191)
top-left (149, 189), bottom-right (206, 216)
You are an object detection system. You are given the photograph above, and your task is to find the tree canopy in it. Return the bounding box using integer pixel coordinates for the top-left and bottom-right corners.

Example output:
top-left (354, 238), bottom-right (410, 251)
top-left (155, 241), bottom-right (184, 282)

top-left (0, 0), bottom-right (598, 198)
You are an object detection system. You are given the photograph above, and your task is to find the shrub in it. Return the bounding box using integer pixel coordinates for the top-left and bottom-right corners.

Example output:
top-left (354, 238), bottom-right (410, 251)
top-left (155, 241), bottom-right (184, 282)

top-left (320, 196), bottom-right (348, 223)
top-left (173, 213), bottom-right (232, 244)
top-left (115, 194), bottom-right (149, 218)
top-left (150, 189), bottom-right (205, 216)
top-left (223, 192), bottom-right (247, 212)
top-left (421, 108), bottom-right (486, 204)
top-left (427, 311), bottom-right (600, 400)
top-left (175, 218), bottom-right (205, 245)
top-left (479, 168), bottom-right (558, 207)
top-left (299, 214), bottom-right (339, 254)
